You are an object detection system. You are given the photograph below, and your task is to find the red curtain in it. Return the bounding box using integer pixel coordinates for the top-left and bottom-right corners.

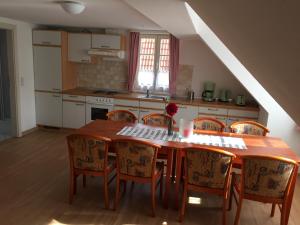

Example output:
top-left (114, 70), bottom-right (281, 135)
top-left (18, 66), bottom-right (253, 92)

top-left (169, 35), bottom-right (180, 96)
top-left (127, 32), bottom-right (140, 92)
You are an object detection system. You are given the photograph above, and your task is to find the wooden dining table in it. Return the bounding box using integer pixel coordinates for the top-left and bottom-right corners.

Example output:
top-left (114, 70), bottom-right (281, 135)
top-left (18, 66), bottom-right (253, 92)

top-left (75, 119), bottom-right (300, 211)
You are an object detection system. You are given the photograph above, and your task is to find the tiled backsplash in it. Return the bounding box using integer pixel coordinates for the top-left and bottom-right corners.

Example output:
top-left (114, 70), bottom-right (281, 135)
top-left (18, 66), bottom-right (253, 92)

top-left (176, 65), bottom-right (193, 97)
top-left (77, 56), bottom-right (128, 91)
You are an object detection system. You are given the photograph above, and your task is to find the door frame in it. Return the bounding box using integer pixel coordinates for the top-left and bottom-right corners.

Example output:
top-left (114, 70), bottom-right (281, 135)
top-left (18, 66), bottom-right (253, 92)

top-left (0, 22), bottom-right (22, 137)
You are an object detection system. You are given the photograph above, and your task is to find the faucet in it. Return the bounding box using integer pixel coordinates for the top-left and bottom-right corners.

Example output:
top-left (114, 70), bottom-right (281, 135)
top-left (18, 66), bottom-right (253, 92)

top-left (146, 88), bottom-right (150, 98)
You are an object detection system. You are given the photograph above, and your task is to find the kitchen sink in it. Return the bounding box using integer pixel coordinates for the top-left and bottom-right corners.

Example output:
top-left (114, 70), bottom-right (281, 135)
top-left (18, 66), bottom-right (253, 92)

top-left (142, 95), bottom-right (167, 100)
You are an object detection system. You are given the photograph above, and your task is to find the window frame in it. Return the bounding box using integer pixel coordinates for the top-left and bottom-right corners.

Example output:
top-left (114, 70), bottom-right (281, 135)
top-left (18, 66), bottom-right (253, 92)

top-left (134, 34), bottom-right (170, 94)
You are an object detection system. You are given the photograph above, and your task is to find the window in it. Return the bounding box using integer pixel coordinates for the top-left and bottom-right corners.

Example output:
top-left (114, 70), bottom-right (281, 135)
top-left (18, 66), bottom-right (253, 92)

top-left (135, 34), bottom-right (170, 92)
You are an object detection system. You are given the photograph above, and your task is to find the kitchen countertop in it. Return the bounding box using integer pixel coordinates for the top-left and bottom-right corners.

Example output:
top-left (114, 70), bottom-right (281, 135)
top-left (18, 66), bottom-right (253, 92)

top-left (63, 88), bottom-right (259, 111)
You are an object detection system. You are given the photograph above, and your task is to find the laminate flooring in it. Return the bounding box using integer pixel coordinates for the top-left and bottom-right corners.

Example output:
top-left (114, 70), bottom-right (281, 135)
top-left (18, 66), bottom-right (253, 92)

top-left (0, 129), bottom-right (299, 225)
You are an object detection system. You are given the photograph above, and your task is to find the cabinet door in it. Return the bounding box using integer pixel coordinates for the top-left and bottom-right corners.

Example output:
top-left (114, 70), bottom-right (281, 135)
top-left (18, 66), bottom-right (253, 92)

top-left (68, 33), bottom-right (91, 63)
top-left (33, 46), bottom-right (62, 91)
top-left (33, 30), bottom-right (61, 46)
top-left (63, 101), bottom-right (86, 129)
top-left (92, 34), bottom-right (121, 49)
top-left (35, 92), bottom-right (62, 127)
top-left (113, 106), bottom-right (139, 120)
top-left (138, 108), bottom-right (165, 123)
top-left (173, 105), bottom-right (198, 126)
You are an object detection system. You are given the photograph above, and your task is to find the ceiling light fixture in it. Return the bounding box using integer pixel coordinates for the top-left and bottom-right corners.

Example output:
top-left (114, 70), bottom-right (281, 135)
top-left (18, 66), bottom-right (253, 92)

top-left (59, 1), bottom-right (85, 15)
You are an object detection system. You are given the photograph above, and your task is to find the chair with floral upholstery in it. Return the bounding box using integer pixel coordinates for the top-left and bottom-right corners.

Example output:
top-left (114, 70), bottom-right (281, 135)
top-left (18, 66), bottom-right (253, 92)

top-left (66, 134), bottom-right (116, 209)
top-left (107, 110), bottom-right (137, 123)
top-left (230, 121), bottom-right (269, 136)
top-left (113, 138), bottom-right (164, 217)
top-left (179, 147), bottom-right (235, 225)
top-left (193, 117), bottom-right (226, 132)
top-left (229, 155), bottom-right (298, 225)
top-left (142, 113), bottom-right (176, 127)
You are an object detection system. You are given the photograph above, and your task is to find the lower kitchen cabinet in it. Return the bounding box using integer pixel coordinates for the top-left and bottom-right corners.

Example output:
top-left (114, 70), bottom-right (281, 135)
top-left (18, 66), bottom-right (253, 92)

top-left (35, 91), bottom-right (62, 127)
top-left (63, 100), bottom-right (86, 129)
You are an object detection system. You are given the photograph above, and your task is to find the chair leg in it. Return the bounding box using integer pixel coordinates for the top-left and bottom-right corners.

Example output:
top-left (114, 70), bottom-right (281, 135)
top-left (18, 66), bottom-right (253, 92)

top-left (69, 172), bottom-right (74, 204)
top-left (83, 175), bottom-right (86, 188)
top-left (114, 176), bottom-right (120, 210)
top-left (73, 175), bottom-right (77, 195)
top-left (228, 177), bottom-right (234, 211)
top-left (234, 198), bottom-right (243, 225)
top-left (160, 172), bottom-right (164, 200)
top-left (123, 181), bottom-right (127, 194)
top-left (151, 180), bottom-right (156, 217)
top-left (223, 195), bottom-right (228, 225)
top-left (130, 181), bottom-right (135, 192)
top-left (280, 204), bottom-right (286, 225)
top-left (271, 203), bottom-right (276, 217)
top-left (179, 183), bottom-right (187, 222)
top-left (103, 174), bottom-right (109, 209)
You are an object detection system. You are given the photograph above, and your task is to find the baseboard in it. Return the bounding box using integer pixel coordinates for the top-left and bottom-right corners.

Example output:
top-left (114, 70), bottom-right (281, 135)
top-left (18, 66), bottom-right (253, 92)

top-left (22, 126), bottom-right (39, 136)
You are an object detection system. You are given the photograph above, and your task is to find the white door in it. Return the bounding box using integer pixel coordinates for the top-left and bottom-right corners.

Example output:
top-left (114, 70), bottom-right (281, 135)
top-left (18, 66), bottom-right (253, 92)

top-left (35, 91), bottom-right (62, 127)
top-left (32, 30), bottom-right (61, 46)
top-left (33, 46), bottom-right (62, 92)
top-left (68, 33), bottom-right (91, 63)
top-left (139, 108), bottom-right (164, 123)
top-left (91, 34), bottom-right (121, 49)
top-left (113, 106), bottom-right (139, 120)
top-left (173, 105), bottom-right (198, 127)
top-left (63, 101), bottom-right (86, 129)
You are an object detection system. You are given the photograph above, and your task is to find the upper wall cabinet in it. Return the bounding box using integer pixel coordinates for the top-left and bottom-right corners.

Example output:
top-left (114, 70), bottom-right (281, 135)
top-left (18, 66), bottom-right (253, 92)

top-left (68, 33), bottom-right (91, 63)
top-left (91, 34), bottom-right (121, 50)
top-left (33, 30), bottom-right (61, 46)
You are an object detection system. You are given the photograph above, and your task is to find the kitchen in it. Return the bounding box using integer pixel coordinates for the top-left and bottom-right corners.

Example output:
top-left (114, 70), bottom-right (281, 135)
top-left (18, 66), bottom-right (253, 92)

top-left (33, 29), bottom-right (261, 130)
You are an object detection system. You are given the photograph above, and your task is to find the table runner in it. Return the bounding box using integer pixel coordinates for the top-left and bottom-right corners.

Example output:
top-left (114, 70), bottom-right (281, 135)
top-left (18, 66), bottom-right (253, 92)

top-left (117, 126), bottom-right (247, 150)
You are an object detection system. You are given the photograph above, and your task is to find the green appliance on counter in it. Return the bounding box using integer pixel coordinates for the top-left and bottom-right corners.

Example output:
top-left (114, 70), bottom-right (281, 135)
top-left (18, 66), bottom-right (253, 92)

top-left (202, 82), bottom-right (215, 102)
top-left (236, 95), bottom-right (246, 106)
top-left (219, 89), bottom-right (231, 102)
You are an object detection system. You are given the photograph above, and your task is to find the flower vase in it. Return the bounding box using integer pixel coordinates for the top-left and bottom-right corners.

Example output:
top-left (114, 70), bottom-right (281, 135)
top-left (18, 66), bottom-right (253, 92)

top-left (168, 117), bottom-right (173, 136)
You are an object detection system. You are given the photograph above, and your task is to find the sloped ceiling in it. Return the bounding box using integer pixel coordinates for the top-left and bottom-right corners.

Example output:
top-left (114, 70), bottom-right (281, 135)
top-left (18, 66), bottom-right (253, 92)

top-left (187, 0), bottom-right (300, 125)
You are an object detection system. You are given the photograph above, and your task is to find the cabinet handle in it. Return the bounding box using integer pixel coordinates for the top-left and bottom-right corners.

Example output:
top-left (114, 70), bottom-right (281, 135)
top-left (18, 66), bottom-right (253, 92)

top-left (75, 103), bottom-right (84, 106)
top-left (52, 88), bottom-right (61, 91)
top-left (52, 95), bottom-right (61, 98)
top-left (68, 95), bottom-right (78, 98)
top-left (208, 108), bottom-right (218, 111)
top-left (100, 45), bottom-right (110, 48)
top-left (81, 59), bottom-right (89, 62)
top-left (42, 41), bottom-right (51, 45)
top-left (140, 110), bottom-right (150, 113)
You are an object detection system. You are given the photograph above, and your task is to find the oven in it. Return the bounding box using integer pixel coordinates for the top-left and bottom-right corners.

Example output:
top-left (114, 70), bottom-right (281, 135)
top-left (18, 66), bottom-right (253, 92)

top-left (85, 96), bottom-right (114, 124)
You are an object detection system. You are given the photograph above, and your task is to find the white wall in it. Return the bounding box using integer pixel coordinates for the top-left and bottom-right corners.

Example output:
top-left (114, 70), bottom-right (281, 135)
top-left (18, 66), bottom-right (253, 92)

top-left (179, 39), bottom-right (253, 100)
top-left (0, 17), bottom-right (36, 133)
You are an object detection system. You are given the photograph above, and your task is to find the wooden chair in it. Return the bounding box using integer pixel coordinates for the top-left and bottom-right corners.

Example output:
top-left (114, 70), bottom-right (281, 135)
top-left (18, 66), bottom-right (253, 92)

top-left (66, 134), bottom-right (116, 209)
top-left (230, 120), bottom-right (269, 136)
top-left (179, 147), bottom-right (235, 225)
top-left (142, 113), bottom-right (176, 127)
top-left (113, 138), bottom-right (164, 217)
top-left (107, 110), bottom-right (137, 123)
top-left (229, 155), bottom-right (298, 225)
top-left (193, 117), bottom-right (226, 132)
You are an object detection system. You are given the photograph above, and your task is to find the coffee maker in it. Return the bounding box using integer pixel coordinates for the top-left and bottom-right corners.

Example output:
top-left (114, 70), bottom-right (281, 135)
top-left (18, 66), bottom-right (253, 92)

top-left (202, 82), bottom-right (215, 102)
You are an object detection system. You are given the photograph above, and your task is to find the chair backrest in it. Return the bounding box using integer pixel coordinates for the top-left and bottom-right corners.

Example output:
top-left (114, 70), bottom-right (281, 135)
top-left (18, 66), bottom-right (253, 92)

top-left (107, 110), bottom-right (137, 123)
top-left (142, 113), bottom-right (175, 127)
top-left (241, 155), bottom-right (298, 199)
top-left (114, 139), bottom-right (161, 178)
top-left (184, 147), bottom-right (235, 189)
top-left (230, 121), bottom-right (269, 136)
top-left (193, 117), bottom-right (226, 132)
top-left (67, 134), bottom-right (111, 172)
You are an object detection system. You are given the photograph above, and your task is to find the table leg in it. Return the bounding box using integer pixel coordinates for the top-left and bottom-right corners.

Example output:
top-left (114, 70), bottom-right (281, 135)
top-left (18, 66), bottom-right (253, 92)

top-left (175, 149), bottom-right (183, 210)
top-left (163, 148), bottom-right (174, 209)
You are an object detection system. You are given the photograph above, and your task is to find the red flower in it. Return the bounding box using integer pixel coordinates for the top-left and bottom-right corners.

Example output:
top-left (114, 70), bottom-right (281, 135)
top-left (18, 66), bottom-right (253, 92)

top-left (166, 103), bottom-right (178, 117)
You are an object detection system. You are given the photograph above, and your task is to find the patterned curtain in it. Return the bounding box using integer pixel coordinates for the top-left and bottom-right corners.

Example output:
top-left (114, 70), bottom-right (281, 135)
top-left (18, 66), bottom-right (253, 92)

top-left (169, 34), bottom-right (179, 97)
top-left (127, 32), bottom-right (140, 92)
top-left (0, 29), bottom-right (11, 120)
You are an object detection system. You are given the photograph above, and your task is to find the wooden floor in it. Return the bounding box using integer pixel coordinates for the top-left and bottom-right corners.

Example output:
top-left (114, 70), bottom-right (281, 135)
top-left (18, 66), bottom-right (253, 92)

top-left (0, 129), bottom-right (300, 225)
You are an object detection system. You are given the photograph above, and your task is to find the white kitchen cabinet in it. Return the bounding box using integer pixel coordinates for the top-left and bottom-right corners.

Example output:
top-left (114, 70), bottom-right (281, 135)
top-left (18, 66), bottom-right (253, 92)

top-left (173, 104), bottom-right (198, 126)
top-left (33, 46), bottom-right (62, 92)
top-left (139, 101), bottom-right (165, 109)
top-left (113, 105), bottom-right (139, 120)
top-left (68, 33), bottom-right (91, 63)
top-left (139, 108), bottom-right (165, 123)
top-left (114, 98), bottom-right (139, 107)
top-left (35, 92), bottom-right (62, 127)
top-left (92, 34), bottom-right (121, 50)
top-left (198, 106), bottom-right (228, 116)
top-left (226, 116), bottom-right (258, 127)
top-left (63, 100), bottom-right (86, 129)
top-left (33, 30), bottom-right (61, 46)
top-left (227, 109), bottom-right (259, 119)
top-left (198, 113), bottom-right (228, 126)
